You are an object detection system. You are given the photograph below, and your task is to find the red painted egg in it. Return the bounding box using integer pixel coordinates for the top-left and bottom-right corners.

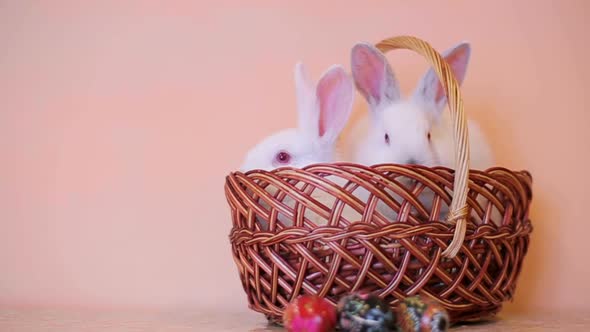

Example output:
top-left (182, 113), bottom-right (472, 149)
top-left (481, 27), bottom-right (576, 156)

top-left (283, 295), bottom-right (338, 332)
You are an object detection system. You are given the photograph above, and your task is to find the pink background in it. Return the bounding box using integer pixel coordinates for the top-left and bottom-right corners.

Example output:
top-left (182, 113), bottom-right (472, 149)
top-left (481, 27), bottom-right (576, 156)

top-left (1, 0), bottom-right (589, 315)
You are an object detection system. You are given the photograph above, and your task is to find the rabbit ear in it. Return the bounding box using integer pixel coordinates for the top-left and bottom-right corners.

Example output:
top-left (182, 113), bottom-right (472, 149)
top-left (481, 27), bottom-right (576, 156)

top-left (413, 41), bottom-right (471, 114)
top-left (351, 43), bottom-right (400, 109)
top-left (294, 61), bottom-right (320, 137)
top-left (315, 65), bottom-right (354, 145)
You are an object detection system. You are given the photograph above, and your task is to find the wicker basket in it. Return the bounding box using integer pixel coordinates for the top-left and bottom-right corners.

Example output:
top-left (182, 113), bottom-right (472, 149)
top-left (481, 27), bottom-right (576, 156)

top-left (224, 35), bottom-right (533, 324)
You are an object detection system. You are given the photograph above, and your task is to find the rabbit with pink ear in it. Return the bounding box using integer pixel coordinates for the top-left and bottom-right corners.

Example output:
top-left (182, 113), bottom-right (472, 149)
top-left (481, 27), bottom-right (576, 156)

top-left (348, 41), bottom-right (502, 226)
top-left (240, 62), bottom-right (362, 228)
top-left (240, 62), bottom-right (353, 172)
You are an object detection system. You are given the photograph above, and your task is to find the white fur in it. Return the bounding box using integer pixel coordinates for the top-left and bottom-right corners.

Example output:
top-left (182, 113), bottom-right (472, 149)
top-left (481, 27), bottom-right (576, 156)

top-left (240, 62), bottom-right (360, 228)
top-left (348, 41), bottom-right (502, 226)
top-left (240, 62), bottom-right (347, 172)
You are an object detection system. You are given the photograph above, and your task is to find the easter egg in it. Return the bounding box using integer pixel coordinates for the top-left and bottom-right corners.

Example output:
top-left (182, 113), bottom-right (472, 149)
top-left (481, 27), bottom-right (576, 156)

top-left (282, 294), bottom-right (337, 332)
top-left (396, 296), bottom-right (449, 332)
top-left (337, 292), bottom-right (397, 332)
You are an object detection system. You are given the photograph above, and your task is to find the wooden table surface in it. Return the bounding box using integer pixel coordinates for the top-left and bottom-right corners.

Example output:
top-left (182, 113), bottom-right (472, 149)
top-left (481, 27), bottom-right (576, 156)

top-left (0, 308), bottom-right (587, 331)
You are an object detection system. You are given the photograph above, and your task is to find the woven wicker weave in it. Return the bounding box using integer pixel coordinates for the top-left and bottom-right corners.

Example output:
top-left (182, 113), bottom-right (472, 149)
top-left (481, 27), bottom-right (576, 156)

top-left (224, 35), bottom-right (533, 324)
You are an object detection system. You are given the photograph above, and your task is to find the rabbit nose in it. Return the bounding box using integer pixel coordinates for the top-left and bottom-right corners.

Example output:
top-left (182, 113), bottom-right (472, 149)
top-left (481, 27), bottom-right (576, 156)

top-left (407, 158), bottom-right (418, 165)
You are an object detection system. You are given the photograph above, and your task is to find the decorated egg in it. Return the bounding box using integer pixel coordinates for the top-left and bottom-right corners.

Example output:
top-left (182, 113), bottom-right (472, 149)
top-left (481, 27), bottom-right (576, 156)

top-left (396, 296), bottom-right (449, 332)
top-left (282, 294), bottom-right (337, 332)
top-left (337, 292), bottom-right (397, 332)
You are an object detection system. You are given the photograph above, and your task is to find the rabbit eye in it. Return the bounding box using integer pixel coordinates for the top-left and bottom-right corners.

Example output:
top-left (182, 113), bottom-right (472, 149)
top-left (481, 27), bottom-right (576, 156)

top-left (275, 151), bottom-right (291, 164)
top-left (384, 133), bottom-right (390, 145)
top-left (427, 132), bottom-right (431, 141)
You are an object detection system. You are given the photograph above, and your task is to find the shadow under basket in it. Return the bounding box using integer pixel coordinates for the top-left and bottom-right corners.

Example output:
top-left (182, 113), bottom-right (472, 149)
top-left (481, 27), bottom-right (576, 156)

top-left (224, 36), bottom-right (533, 324)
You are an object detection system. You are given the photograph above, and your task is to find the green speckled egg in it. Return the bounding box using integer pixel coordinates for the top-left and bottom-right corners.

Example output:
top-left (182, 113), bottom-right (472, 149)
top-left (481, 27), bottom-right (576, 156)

top-left (337, 292), bottom-right (397, 332)
top-left (396, 296), bottom-right (449, 332)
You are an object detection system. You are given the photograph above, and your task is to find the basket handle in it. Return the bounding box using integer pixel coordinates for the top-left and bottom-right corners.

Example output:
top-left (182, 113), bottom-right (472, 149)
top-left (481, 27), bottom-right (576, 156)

top-left (375, 36), bottom-right (470, 258)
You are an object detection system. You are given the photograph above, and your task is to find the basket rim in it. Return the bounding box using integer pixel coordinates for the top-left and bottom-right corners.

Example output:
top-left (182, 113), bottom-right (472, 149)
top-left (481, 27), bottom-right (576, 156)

top-left (228, 161), bottom-right (532, 179)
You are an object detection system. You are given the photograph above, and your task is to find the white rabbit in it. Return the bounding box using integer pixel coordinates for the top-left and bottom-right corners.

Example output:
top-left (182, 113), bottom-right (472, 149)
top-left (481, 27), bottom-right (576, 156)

top-left (240, 62), bottom-right (364, 228)
top-left (348, 41), bottom-right (503, 226)
top-left (240, 62), bottom-right (352, 172)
